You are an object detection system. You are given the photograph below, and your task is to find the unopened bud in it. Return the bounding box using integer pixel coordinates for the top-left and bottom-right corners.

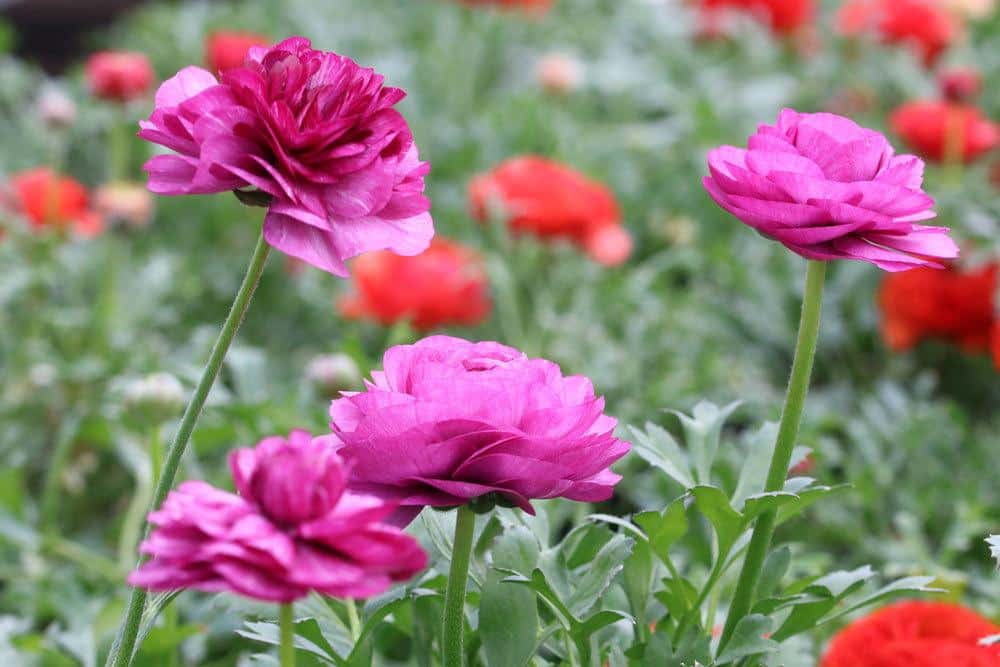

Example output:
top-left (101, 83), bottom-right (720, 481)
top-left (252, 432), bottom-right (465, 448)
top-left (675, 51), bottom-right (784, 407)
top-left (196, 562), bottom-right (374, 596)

top-left (306, 354), bottom-right (362, 398)
top-left (124, 372), bottom-right (185, 418)
top-left (37, 86), bottom-right (77, 130)
top-left (536, 53), bottom-right (582, 95)
top-left (95, 181), bottom-right (154, 228)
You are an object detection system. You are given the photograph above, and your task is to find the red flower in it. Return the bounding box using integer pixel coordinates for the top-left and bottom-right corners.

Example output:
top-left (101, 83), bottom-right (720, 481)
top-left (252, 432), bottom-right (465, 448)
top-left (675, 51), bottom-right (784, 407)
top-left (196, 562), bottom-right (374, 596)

top-left (938, 67), bottom-right (982, 102)
top-left (8, 168), bottom-right (103, 237)
top-left (879, 262), bottom-right (996, 352)
top-left (698, 0), bottom-right (815, 34)
top-left (836, 0), bottom-right (961, 66)
top-left (992, 323), bottom-right (1000, 371)
top-left (890, 101), bottom-right (999, 163)
top-left (822, 602), bottom-right (1000, 667)
top-left (205, 31), bottom-right (270, 73)
top-left (85, 51), bottom-right (155, 102)
top-left (338, 239), bottom-right (491, 331)
top-left (469, 156), bottom-right (632, 266)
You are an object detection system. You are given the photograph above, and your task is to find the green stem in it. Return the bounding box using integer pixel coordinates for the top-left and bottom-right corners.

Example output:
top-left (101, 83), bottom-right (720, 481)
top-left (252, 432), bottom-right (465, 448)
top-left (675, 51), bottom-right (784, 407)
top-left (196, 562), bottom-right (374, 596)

top-left (40, 414), bottom-right (81, 534)
top-left (109, 110), bottom-right (131, 181)
top-left (718, 260), bottom-right (826, 652)
top-left (347, 599), bottom-right (361, 642)
top-left (106, 233), bottom-right (271, 667)
top-left (280, 603), bottom-right (296, 667)
top-left (442, 505), bottom-right (476, 667)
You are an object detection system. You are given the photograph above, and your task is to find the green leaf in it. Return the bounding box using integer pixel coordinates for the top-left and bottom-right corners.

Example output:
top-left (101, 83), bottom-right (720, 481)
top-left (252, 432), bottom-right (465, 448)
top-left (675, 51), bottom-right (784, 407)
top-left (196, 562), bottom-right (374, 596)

top-left (672, 400), bottom-right (740, 485)
top-left (740, 491), bottom-right (800, 524)
top-left (571, 609), bottom-right (633, 641)
top-left (634, 499), bottom-right (688, 565)
top-left (715, 614), bottom-right (778, 664)
top-left (623, 540), bottom-right (654, 630)
top-left (988, 536), bottom-right (1000, 566)
top-left (654, 577), bottom-right (698, 621)
top-left (776, 484), bottom-right (849, 525)
top-left (239, 618), bottom-right (345, 666)
top-left (756, 546), bottom-right (791, 600)
top-left (825, 576), bottom-right (940, 624)
top-left (731, 421), bottom-right (778, 505)
top-left (690, 486), bottom-right (743, 555)
top-left (567, 533), bottom-right (635, 616)
top-left (480, 570), bottom-right (538, 667)
top-left (499, 568), bottom-right (577, 628)
top-left (630, 422), bottom-right (695, 488)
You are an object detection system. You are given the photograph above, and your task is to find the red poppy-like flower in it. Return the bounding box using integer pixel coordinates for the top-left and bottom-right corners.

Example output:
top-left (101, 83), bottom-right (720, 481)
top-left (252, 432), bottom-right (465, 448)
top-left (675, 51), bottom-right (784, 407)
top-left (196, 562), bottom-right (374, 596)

top-left (205, 31), bottom-right (270, 73)
top-left (822, 601), bottom-right (1000, 667)
top-left (836, 0), bottom-right (961, 66)
top-left (469, 156), bottom-right (632, 266)
top-left (890, 101), bottom-right (999, 163)
top-left (8, 168), bottom-right (103, 237)
top-left (459, 0), bottom-right (553, 13)
top-left (938, 67), bottom-right (982, 102)
top-left (879, 262), bottom-right (996, 351)
top-left (991, 323), bottom-right (1000, 370)
top-left (698, 0), bottom-right (815, 34)
top-left (339, 238), bottom-right (490, 330)
top-left (85, 51), bottom-right (155, 102)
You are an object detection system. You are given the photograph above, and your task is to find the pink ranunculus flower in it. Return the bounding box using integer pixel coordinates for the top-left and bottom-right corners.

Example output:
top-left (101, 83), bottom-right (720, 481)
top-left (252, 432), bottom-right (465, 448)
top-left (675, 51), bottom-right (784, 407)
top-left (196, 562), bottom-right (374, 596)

top-left (328, 336), bottom-right (630, 523)
top-left (137, 36), bottom-right (433, 276)
top-left (703, 108), bottom-right (959, 272)
top-left (128, 430), bottom-right (427, 602)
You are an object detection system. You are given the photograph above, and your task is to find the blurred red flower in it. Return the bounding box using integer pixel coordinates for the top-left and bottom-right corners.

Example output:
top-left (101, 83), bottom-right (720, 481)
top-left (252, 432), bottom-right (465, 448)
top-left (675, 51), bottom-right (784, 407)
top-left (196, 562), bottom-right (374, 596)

top-left (992, 323), bottom-right (1000, 370)
top-left (938, 67), bottom-right (982, 102)
top-left (8, 168), bottom-right (103, 238)
top-left (890, 101), bottom-right (999, 163)
top-left (205, 31), bottom-right (270, 73)
top-left (698, 0), bottom-right (815, 34)
top-left (339, 238), bottom-right (491, 330)
top-left (879, 262), bottom-right (996, 352)
top-left (85, 51), bottom-right (155, 102)
top-left (469, 156), bottom-right (632, 266)
top-left (822, 601), bottom-right (1000, 667)
top-left (836, 0), bottom-right (961, 66)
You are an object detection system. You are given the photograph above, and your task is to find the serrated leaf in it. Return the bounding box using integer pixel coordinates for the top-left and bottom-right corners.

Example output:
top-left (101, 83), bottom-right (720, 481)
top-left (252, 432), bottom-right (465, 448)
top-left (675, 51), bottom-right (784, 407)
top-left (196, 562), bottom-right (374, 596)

top-left (690, 486), bottom-right (743, 555)
top-left (740, 491), bottom-right (800, 523)
top-left (623, 540), bottom-right (654, 629)
top-left (634, 498), bottom-right (689, 565)
top-left (630, 422), bottom-right (694, 488)
top-left (672, 401), bottom-right (740, 485)
top-left (732, 421), bottom-right (779, 505)
top-left (715, 614), bottom-right (778, 664)
top-left (567, 534), bottom-right (634, 615)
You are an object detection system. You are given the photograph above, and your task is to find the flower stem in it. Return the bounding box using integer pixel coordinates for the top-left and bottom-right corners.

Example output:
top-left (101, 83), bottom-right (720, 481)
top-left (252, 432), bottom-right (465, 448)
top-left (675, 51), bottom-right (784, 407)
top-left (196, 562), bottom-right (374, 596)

top-left (718, 260), bottom-right (826, 652)
top-left (347, 599), bottom-right (361, 642)
top-left (105, 233), bottom-right (271, 667)
top-left (280, 603), bottom-right (296, 667)
top-left (442, 505), bottom-right (476, 667)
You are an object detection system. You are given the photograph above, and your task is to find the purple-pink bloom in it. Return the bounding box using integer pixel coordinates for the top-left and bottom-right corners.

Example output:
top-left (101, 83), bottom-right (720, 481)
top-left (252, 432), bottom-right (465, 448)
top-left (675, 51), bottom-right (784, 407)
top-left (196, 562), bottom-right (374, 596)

top-left (128, 430), bottom-right (427, 602)
top-left (327, 336), bottom-right (630, 523)
top-left (138, 37), bottom-right (433, 276)
top-left (703, 108), bottom-right (958, 272)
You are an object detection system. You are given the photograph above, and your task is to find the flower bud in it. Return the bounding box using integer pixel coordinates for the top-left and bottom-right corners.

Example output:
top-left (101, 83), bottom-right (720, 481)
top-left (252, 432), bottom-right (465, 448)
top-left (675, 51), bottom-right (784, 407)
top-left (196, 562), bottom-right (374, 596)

top-left (124, 372), bottom-right (185, 419)
top-left (536, 53), bottom-right (582, 95)
top-left (305, 354), bottom-right (362, 398)
top-left (937, 67), bottom-right (981, 102)
top-left (95, 181), bottom-right (154, 229)
top-left (37, 86), bottom-right (77, 130)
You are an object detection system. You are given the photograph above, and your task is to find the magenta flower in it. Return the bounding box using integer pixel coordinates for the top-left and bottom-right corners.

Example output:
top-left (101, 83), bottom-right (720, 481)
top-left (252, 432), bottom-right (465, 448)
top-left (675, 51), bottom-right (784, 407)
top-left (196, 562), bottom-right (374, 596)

top-left (128, 430), bottom-right (427, 602)
top-left (138, 37), bottom-right (433, 276)
top-left (327, 336), bottom-right (630, 522)
top-left (703, 108), bottom-right (958, 271)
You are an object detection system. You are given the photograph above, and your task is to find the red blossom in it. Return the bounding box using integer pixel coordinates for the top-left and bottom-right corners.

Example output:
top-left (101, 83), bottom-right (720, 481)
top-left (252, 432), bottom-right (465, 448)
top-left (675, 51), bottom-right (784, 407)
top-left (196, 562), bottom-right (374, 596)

top-left (890, 101), bottom-right (999, 163)
top-left (85, 51), bottom-right (155, 102)
top-left (878, 262), bottom-right (996, 352)
top-left (469, 156), bottom-right (632, 266)
top-left (8, 168), bottom-right (103, 238)
top-left (837, 0), bottom-right (961, 66)
top-left (339, 238), bottom-right (491, 331)
top-left (205, 31), bottom-right (270, 73)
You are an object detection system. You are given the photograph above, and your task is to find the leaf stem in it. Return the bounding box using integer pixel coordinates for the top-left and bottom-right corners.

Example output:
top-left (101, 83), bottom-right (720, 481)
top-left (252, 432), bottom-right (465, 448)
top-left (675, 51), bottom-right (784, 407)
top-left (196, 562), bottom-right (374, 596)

top-left (280, 603), bottom-right (296, 667)
top-left (718, 260), bottom-right (826, 652)
top-left (106, 233), bottom-right (271, 667)
top-left (442, 505), bottom-right (476, 667)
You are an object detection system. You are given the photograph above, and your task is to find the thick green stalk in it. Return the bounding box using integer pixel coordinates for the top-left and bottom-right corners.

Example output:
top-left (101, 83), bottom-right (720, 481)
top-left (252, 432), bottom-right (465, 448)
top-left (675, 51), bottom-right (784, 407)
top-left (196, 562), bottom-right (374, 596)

top-left (442, 505), bottom-right (476, 667)
top-left (280, 603), bottom-right (296, 667)
top-left (718, 260), bottom-right (826, 651)
top-left (105, 233), bottom-right (271, 667)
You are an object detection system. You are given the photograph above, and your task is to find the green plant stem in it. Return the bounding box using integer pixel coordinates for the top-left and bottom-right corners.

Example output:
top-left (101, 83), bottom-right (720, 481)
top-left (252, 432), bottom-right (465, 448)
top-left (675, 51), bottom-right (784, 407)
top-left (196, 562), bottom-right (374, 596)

top-left (40, 414), bottom-right (81, 534)
top-left (280, 603), bottom-right (296, 667)
top-left (718, 260), bottom-right (826, 652)
top-left (442, 505), bottom-right (476, 667)
top-left (110, 110), bottom-right (131, 181)
top-left (106, 233), bottom-right (271, 667)
top-left (347, 599), bottom-right (361, 642)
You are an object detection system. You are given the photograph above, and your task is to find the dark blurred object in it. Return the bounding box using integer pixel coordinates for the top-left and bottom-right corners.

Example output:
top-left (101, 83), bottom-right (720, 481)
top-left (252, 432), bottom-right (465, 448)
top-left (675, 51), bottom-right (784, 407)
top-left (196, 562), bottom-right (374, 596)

top-left (1, 0), bottom-right (148, 72)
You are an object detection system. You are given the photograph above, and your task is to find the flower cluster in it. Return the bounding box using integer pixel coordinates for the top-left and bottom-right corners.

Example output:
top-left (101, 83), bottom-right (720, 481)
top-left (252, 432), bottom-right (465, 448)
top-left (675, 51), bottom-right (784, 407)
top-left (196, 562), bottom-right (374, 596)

top-left (138, 37), bottom-right (433, 276)
top-left (822, 601), bottom-right (1000, 667)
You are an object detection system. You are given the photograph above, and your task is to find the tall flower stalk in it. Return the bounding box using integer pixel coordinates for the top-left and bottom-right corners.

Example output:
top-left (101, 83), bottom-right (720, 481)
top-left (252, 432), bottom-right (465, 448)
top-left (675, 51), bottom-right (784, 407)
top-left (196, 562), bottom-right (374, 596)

top-left (107, 232), bottom-right (270, 667)
top-left (718, 259), bottom-right (826, 649)
top-left (442, 505), bottom-right (476, 667)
